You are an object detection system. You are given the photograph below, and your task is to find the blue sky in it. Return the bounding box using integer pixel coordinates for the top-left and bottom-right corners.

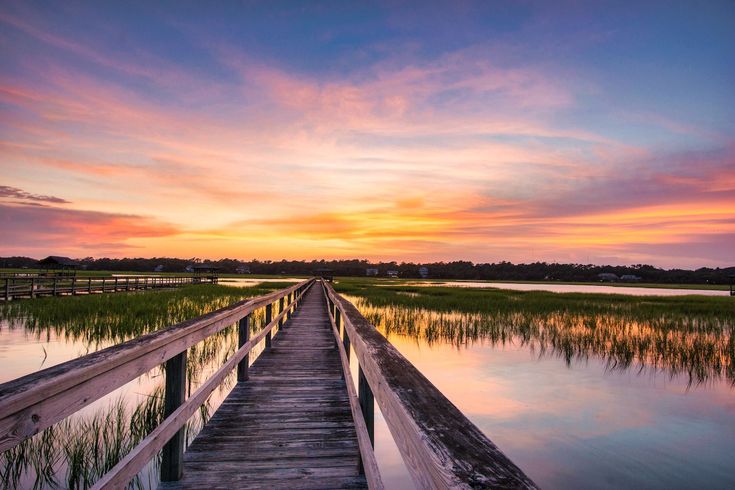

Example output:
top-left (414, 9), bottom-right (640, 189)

top-left (1, 1), bottom-right (733, 267)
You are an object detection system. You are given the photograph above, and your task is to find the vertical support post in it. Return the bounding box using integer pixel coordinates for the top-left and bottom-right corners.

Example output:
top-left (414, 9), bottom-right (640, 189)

top-left (71, 277), bottom-right (76, 295)
top-left (279, 297), bottom-right (285, 330)
top-left (358, 366), bottom-right (375, 447)
top-left (265, 303), bottom-right (272, 351)
top-left (88, 278), bottom-right (92, 294)
top-left (335, 309), bottom-right (342, 351)
top-left (5, 278), bottom-right (9, 301)
top-left (161, 351), bottom-right (187, 482)
top-left (343, 326), bottom-right (351, 360)
top-left (30, 278), bottom-right (35, 298)
top-left (287, 292), bottom-right (293, 320)
top-left (53, 277), bottom-right (57, 296)
top-left (126, 277), bottom-right (130, 291)
top-left (115, 277), bottom-right (118, 292)
top-left (237, 315), bottom-right (251, 382)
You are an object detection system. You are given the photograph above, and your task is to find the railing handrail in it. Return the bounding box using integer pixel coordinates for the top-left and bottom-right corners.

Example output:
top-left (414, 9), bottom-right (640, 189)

top-left (322, 281), bottom-right (537, 489)
top-left (0, 278), bottom-right (315, 454)
top-left (320, 281), bottom-right (384, 489)
top-left (92, 280), bottom-right (315, 489)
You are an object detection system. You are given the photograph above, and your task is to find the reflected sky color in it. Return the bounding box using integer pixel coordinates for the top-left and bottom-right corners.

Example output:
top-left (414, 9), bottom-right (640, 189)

top-left (380, 328), bottom-right (735, 489)
top-left (1, 1), bottom-right (734, 267)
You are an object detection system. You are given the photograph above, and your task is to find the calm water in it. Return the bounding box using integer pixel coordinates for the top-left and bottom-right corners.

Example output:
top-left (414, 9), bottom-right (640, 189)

top-left (1, 284), bottom-right (733, 489)
top-left (352, 300), bottom-right (734, 490)
top-left (401, 281), bottom-right (731, 296)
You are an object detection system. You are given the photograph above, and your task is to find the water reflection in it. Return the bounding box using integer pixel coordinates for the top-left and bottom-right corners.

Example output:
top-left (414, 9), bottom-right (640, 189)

top-left (348, 297), bottom-right (734, 387)
top-left (347, 295), bottom-right (735, 489)
top-left (0, 285), bottom-right (287, 489)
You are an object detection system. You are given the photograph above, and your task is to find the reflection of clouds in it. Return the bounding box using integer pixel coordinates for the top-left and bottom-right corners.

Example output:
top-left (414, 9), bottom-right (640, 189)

top-left (355, 299), bottom-right (733, 386)
top-left (376, 324), bottom-right (735, 488)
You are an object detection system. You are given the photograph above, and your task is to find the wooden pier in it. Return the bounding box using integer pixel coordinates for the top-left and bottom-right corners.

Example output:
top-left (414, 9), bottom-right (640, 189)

top-left (1, 274), bottom-right (217, 301)
top-left (0, 279), bottom-right (536, 489)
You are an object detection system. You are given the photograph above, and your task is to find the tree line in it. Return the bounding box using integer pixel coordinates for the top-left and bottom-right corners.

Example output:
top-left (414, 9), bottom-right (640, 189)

top-left (1, 256), bottom-right (733, 284)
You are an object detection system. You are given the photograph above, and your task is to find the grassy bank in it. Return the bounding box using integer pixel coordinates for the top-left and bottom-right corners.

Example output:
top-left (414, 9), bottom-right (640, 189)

top-left (334, 278), bottom-right (735, 386)
top-left (0, 281), bottom-right (295, 489)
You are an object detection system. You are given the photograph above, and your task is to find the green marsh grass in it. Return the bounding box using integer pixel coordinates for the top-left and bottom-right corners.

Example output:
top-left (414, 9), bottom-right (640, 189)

top-left (0, 282), bottom-right (294, 489)
top-left (335, 278), bottom-right (735, 386)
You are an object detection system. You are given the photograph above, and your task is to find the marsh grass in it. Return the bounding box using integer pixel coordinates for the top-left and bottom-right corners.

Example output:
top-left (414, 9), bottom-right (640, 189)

top-left (336, 279), bottom-right (735, 386)
top-left (0, 282), bottom-right (291, 489)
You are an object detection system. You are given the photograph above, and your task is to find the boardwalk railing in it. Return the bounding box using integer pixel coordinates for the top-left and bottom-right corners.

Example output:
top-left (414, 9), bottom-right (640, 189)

top-left (1, 275), bottom-right (218, 301)
top-left (322, 281), bottom-right (538, 489)
top-left (0, 278), bottom-right (315, 488)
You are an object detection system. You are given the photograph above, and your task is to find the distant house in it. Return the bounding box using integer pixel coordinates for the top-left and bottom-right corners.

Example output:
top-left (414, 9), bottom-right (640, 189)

top-left (185, 265), bottom-right (194, 273)
top-left (236, 265), bottom-right (251, 274)
top-left (387, 270), bottom-right (399, 278)
top-left (154, 265), bottom-right (164, 272)
top-left (418, 266), bottom-right (429, 279)
top-left (597, 273), bottom-right (618, 282)
top-left (620, 274), bottom-right (641, 282)
top-left (366, 268), bottom-right (379, 276)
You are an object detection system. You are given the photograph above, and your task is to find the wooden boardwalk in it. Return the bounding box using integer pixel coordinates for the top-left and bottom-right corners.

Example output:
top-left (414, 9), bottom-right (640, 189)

top-left (171, 285), bottom-right (367, 489)
top-left (0, 278), bottom-right (536, 489)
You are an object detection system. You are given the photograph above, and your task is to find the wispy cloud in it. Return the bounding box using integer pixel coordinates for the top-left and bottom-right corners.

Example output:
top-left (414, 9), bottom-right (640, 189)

top-left (0, 185), bottom-right (69, 204)
top-left (0, 2), bottom-right (732, 267)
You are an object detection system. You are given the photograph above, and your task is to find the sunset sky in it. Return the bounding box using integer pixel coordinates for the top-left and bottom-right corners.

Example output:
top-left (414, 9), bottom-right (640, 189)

top-left (1, 1), bottom-right (733, 268)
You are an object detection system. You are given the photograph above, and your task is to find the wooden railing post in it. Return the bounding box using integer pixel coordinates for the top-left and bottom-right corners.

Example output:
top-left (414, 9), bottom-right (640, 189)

top-left (30, 278), bottom-right (35, 298)
top-left (335, 309), bottom-right (342, 352)
top-left (88, 278), bottom-right (92, 294)
top-left (237, 315), bottom-right (251, 382)
top-left (358, 366), bottom-right (375, 447)
top-left (265, 303), bottom-right (272, 351)
top-left (52, 277), bottom-right (57, 296)
top-left (161, 351), bottom-right (187, 482)
top-left (4, 278), bottom-right (9, 301)
top-left (343, 326), bottom-right (351, 359)
top-left (278, 297), bottom-right (285, 330)
top-left (286, 292), bottom-right (293, 320)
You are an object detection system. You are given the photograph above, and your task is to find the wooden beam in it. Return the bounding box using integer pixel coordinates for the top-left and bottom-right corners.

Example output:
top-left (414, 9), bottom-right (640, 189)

top-left (237, 315), bottom-right (250, 382)
top-left (0, 279), bottom-right (314, 453)
top-left (161, 351), bottom-right (187, 481)
top-left (324, 282), bottom-right (537, 489)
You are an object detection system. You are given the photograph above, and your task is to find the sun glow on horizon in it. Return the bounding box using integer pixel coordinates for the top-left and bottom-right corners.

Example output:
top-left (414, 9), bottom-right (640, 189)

top-left (1, 2), bottom-right (733, 268)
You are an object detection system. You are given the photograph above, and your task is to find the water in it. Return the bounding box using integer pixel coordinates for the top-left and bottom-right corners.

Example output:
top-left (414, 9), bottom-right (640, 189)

top-left (399, 281), bottom-right (731, 296)
top-left (354, 301), bottom-right (735, 489)
top-left (1, 284), bottom-right (733, 489)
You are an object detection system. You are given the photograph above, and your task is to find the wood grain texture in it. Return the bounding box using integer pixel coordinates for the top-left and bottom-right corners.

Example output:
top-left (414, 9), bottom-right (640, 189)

top-left (169, 285), bottom-right (368, 490)
top-left (0, 279), bottom-right (313, 453)
top-left (324, 282), bottom-right (537, 490)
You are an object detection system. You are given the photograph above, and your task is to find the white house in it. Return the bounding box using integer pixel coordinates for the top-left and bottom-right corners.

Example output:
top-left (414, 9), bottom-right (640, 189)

top-left (418, 267), bottom-right (429, 278)
top-left (366, 268), bottom-right (379, 276)
top-left (387, 270), bottom-right (399, 278)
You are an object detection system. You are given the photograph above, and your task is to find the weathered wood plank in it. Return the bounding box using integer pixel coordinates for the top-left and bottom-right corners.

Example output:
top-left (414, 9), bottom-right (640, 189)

top-left (324, 282), bottom-right (537, 489)
top-left (175, 285), bottom-right (367, 489)
top-left (0, 279), bottom-right (313, 453)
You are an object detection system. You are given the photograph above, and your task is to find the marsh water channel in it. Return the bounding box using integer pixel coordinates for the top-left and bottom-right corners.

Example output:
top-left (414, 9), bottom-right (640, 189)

top-left (0, 281), bottom-right (733, 489)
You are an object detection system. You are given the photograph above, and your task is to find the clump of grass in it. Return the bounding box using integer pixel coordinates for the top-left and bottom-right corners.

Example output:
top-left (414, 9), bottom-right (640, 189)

top-left (0, 281), bottom-right (289, 489)
top-left (0, 392), bottom-right (165, 489)
top-left (336, 280), bottom-right (735, 386)
top-left (0, 283), bottom-right (285, 347)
